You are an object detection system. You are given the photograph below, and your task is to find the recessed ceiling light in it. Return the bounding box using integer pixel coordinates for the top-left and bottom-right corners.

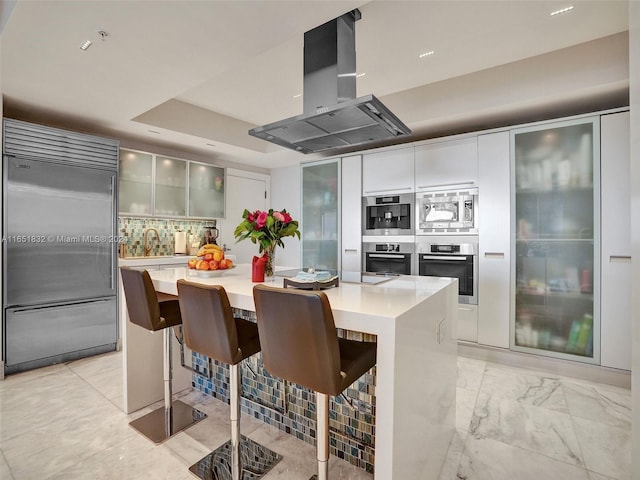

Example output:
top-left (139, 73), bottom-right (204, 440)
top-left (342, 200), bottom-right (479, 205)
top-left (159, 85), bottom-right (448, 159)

top-left (356, 73), bottom-right (366, 78)
top-left (80, 40), bottom-right (92, 51)
top-left (550, 5), bottom-right (574, 16)
top-left (292, 93), bottom-right (303, 99)
top-left (419, 50), bottom-right (435, 58)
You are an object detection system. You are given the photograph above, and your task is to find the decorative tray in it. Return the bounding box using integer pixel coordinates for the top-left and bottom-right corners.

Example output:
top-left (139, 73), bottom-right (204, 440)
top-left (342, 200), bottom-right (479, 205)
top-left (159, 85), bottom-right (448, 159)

top-left (283, 276), bottom-right (339, 290)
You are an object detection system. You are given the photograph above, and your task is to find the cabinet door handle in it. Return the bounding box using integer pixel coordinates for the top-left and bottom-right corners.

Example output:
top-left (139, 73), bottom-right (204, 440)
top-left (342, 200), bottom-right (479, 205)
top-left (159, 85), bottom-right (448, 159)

top-left (484, 252), bottom-right (505, 259)
top-left (417, 181), bottom-right (475, 189)
top-left (344, 249), bottom-right (358, 253)
top-left (610, 255), bottom-right (631, 262)
top-left (458, 307), bottom-right (474, 312)
top-left (364, 187), bottom-right (412, 194)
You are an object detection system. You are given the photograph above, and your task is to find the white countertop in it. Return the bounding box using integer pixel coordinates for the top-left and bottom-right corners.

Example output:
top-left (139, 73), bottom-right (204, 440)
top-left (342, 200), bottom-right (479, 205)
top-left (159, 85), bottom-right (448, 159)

top-left (147, 265), bottom-right (456, 335)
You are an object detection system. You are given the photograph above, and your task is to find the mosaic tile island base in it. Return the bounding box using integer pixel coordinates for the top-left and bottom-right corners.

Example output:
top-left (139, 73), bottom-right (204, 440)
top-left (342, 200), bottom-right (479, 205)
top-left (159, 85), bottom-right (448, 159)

top-left (192, 309), bottom-right (377, 474)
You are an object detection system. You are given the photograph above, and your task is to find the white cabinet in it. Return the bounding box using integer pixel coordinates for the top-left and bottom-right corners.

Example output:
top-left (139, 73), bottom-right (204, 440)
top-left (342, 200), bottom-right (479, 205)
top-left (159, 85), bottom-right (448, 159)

top-left (457, 305), bottom-right (478, 343)
top-left (415, 137), bottom-right (478, 192)
top-left (477, 131), bottom-right (511, 348)
top-left (341, 155), bottom-right (362, 282)
top-left (362, 147), bottom-right (414, 195)
top-left (600, 111), bottom-right (631, 370)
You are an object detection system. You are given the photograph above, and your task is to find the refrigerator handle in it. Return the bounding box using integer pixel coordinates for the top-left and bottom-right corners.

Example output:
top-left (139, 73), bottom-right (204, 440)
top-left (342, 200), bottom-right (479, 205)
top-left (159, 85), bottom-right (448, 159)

top-left (2, 155), bottom-right (8, 305)
top-left (110, 174), bottom-right (116, 291)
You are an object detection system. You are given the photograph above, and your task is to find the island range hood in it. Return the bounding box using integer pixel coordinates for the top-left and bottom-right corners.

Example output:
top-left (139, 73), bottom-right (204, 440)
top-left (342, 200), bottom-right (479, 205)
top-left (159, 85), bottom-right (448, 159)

top-left (248, 9), bottom-right (411, 154)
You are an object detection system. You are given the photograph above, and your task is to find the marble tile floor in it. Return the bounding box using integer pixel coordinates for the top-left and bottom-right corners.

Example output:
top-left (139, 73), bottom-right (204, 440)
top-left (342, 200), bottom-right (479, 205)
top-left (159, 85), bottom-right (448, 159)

top-left (0, 351), bottom-right (631, 480)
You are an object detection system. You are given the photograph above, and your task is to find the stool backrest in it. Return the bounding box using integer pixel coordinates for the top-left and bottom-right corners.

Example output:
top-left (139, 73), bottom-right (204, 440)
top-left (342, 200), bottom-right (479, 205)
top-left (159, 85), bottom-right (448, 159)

top-left (177, 280), bottom-right (242, 365)
top-left (120, 267), bottom-right (162, 331)
top-left (253, 284), bottom-right (342, 395)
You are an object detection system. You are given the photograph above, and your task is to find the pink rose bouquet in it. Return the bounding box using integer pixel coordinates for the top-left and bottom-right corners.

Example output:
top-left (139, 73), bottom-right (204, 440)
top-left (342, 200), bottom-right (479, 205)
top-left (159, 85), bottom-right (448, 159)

top-left (234, 208), bottom-right (300, 252)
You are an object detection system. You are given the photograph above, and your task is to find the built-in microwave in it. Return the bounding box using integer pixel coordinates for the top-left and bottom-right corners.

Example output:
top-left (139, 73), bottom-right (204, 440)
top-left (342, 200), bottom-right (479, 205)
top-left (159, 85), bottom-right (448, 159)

top-left (363, 193), bottom-right (414, 236)
top-left (416, 188), bottom-right (478, 235)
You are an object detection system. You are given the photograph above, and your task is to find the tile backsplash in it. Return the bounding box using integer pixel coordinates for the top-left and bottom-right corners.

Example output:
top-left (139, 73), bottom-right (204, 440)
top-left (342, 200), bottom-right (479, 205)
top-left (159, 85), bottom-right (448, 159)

top-left (118, 217), bottom-right (215, 256)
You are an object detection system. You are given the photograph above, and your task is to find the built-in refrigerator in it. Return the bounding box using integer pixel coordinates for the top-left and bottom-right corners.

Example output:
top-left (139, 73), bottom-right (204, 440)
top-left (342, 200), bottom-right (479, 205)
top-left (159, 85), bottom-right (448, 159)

top-left (2, 119), bottom-right (119, 375)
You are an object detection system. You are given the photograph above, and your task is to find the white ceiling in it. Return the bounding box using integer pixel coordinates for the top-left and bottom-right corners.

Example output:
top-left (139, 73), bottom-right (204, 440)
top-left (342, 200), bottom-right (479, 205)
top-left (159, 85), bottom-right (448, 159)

top-left (0, 0), bottom-right (629, 169)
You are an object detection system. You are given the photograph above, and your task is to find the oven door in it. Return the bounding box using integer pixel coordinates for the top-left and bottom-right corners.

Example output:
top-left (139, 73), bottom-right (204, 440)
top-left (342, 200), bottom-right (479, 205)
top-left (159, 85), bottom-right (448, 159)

top-left (365, 252), bottom-right (412, 275)
top-left (418, 253), bottom-right (477, 304)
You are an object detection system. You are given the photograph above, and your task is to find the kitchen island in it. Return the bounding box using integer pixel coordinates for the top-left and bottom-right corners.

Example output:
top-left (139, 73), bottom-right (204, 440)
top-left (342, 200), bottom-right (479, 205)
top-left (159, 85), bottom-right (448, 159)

top-left (119, 264), bottom-right (458, 479)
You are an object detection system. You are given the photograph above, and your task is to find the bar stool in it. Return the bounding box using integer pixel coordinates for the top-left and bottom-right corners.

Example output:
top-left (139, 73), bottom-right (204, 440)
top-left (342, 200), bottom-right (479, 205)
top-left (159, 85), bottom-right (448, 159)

top-left (120, 267), bottom-right (206, 443)
top-left (176, 280), bottom-right (282, 480)
top-left (252, 284), bottom-right (377, 480)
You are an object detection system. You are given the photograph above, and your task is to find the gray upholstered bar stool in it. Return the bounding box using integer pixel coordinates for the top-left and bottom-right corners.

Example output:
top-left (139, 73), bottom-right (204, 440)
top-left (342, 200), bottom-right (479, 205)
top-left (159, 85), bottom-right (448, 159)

top-left (120, 267), bottom-right (206, 443)
top-left (176, 280), bottom-right (282, 480)
top-left (253, 284), bottom-right (377, 480)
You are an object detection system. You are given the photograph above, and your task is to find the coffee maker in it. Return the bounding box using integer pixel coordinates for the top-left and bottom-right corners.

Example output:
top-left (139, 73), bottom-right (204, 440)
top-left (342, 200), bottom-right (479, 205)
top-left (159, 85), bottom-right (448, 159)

top-left (202, 221), bottom-right (219, 246)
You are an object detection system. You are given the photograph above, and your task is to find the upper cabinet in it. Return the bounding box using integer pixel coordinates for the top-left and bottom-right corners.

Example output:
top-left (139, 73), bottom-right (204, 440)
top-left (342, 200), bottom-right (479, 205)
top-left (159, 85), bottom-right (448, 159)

top-left (119, 148), bottom-right (225, 219)
top-left (188, 161), bottom-right (225, 219)
top-left (415, 137), bottom-right (478, 192)
top-left (155, 156), bottom-right (186, 216)
top-left (362, 147), bottom-right (414, 195)
top-left (119, 150), bottom-right (153, 215)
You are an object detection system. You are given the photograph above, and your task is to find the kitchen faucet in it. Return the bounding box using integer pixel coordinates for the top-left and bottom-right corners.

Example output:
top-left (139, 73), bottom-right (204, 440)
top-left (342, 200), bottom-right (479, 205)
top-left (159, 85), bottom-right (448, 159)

top-left (143, 228), bottom-right (160, 257)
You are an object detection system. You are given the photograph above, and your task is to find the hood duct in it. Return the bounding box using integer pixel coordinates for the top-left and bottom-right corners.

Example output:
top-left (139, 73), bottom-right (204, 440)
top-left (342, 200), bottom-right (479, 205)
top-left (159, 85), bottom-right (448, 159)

top-left (248, 9), bottom-right (411, 154)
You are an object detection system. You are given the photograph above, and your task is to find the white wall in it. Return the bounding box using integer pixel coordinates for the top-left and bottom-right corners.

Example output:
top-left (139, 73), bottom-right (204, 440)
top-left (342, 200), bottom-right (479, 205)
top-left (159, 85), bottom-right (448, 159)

top-left (270, 165), bottom-right (301, 268)
top-left (630, 1), bottom-right (640, 476)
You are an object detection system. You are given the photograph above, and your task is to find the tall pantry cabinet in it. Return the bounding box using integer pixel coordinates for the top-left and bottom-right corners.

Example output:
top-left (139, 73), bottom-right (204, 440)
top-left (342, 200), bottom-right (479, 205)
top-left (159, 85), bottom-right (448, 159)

top-left (477, 110), bottom-right (630, 369)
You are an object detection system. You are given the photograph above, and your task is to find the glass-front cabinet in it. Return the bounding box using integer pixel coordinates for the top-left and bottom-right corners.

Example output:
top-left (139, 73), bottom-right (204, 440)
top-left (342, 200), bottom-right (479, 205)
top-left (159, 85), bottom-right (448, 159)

top-left (155, 156), bottom-right (186, 216)
top-left (511, 117), bottom-right (600, 363)
top-left (301, 159), bottom-right (340, 272)
top-left (119, 148), bottom-right (224, 219)
top-left (119, 150), bottom-right (153, 215)
top-left (188, 161), bottom-right (225, 218)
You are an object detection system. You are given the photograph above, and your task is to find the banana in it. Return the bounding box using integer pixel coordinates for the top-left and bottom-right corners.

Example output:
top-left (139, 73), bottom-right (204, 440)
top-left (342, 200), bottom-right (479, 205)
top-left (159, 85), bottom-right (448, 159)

top-left (197, 244), bottom-right (223, 257)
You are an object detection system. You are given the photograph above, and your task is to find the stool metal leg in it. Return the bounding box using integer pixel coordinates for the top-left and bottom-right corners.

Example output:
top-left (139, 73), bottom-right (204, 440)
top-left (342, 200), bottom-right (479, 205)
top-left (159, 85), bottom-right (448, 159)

top-left (188, 361), bottom-right (282, 480)
top-left (129, 328), bottom-right (207, 444)
top-left (164, 327), bottom-right (173, 438)
top-left (230, 363), bottom-right (241, 480)
top-left (314, 392), bottom-right (330, 480)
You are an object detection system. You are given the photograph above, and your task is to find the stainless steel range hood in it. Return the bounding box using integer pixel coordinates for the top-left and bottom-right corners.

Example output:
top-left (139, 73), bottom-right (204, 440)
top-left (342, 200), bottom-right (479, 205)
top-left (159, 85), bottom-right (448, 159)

top-left (248, 9), bottom-right (411, 154)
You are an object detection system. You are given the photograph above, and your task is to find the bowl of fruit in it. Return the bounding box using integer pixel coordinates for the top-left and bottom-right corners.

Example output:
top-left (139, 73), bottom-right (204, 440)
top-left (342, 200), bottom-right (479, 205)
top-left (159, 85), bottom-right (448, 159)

top-left (186, 244), bottom-right (234, 277)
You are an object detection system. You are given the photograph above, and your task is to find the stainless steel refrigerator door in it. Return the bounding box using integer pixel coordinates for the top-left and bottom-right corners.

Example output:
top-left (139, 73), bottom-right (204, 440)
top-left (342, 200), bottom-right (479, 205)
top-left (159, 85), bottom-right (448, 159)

top-left (4, 297), bottom-right (117, 368)
top-left (4, 156), bottom-right (117, 306)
